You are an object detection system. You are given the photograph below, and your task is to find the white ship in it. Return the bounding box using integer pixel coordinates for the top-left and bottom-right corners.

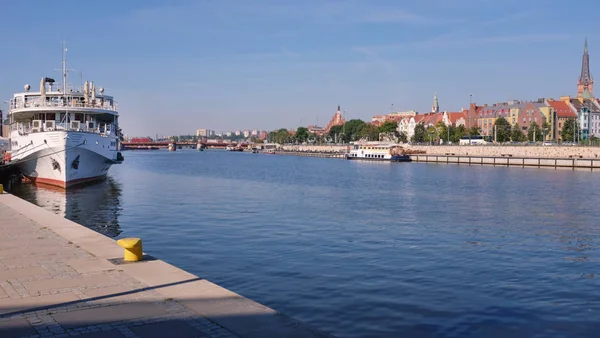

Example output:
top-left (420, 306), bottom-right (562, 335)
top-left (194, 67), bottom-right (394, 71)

top-left (6, 45), bottom-right (123, 188)
top-left (346, 142), bottom-right (411, 162)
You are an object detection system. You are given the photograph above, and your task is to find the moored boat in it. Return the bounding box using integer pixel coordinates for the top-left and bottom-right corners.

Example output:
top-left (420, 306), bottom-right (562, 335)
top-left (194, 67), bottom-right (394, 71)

top-left (346, 142), bottom-right (411, 162)
top-left (6, 44), bottom-right (123, 188)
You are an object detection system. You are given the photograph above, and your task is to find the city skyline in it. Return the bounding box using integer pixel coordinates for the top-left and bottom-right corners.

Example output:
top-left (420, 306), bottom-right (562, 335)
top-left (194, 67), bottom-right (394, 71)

top-left (0, 0), bottom-right (599, 136)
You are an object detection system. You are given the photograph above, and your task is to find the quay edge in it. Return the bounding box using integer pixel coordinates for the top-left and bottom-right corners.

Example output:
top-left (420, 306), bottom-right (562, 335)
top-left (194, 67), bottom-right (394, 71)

top-left (0, 193), bottom-right (334, 338)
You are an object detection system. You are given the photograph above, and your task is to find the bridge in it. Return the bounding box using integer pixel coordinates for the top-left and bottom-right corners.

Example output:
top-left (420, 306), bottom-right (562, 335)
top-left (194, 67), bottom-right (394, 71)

top-left (121, 141), bottom-right (252, 150)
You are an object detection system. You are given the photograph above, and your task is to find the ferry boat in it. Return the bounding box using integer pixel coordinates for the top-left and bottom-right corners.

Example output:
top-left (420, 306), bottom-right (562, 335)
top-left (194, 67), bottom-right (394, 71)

top-left (346, 142), bottom-right (411, 162)
top-left (6, 44), bottom-right (123, 188)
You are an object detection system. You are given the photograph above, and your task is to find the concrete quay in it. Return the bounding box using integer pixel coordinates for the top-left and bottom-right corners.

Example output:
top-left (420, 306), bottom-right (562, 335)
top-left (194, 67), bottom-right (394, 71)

top-left (406, 145), bottom-right (600, 159)
top-left (0, 193), bottom-right (332, 338)
top-left (272, 150), bottom-right (345, 159)
top-left (410, 154), bottom-right (600, 170)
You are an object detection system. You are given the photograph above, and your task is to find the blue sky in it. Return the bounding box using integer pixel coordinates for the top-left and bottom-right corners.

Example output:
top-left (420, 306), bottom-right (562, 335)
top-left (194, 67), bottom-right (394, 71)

top-left (0, 0), bottom-right (598, 137)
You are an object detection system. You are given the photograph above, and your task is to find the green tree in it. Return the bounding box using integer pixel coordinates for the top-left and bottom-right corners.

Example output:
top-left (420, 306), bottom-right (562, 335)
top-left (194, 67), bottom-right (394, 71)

top-left (412, 123), bottom-right (426, 143)
top-left (528, 122), bottom-right (542, 142)
top-left (268, 128), bottom-right (290, 144)
top-left (358, 123), bottom-right (380, 141)
top-left (469, 126), bottom-right (481, 136)
top-left (398, 131), bottom-right (408, 143)
top-left (561, 118), bottom-right (577, 142)
top-left (511, 124), bottom-right (525, 142)
top-left (328, 125), bottom-right (343, 139)
top-left (493, 117), bottom-right (511, 143)
top-left (378, 121), bottom-right (399, 134)
top-left (378, 121), bottom-right (399, 142)
top-left (344, 119), bottom-right (367, 142)
top-left (426, 125), bottom-right (438, 144)
top-left (295, 127), bottom-right (309, 142)
top-left (453, 125), bottom-right (466, 143)
top-left (541, 122), bottom-right (551, 141)
top-left (436, 122), bottom-right (449, 143)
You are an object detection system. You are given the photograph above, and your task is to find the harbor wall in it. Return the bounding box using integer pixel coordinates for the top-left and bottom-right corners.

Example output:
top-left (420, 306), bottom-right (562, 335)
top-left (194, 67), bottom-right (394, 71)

top-left (404, 145), bottom-right (600, 159)
top-left (281, 144), bottom-right (600, 159)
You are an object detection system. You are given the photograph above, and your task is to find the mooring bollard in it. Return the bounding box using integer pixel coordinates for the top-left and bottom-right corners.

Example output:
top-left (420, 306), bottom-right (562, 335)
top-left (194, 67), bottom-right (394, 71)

top-left (116, 238), bottom-right (143, 261)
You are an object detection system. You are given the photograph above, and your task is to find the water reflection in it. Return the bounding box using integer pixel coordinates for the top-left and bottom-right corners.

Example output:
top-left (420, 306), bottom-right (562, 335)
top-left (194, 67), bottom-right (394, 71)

top-left (8, 177), bottom-right (123, 237)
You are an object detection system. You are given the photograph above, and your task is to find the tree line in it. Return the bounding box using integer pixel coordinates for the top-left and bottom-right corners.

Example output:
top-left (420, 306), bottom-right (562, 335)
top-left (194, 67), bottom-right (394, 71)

top-left (267, 116), bottom-right (591, 145)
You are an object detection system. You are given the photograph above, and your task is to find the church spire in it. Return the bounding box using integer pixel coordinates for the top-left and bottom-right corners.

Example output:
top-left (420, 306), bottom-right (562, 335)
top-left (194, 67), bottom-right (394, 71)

top-left (578, 38), bottom-right (594, 98)
top-left (432, 92), bottom-right (439, 113)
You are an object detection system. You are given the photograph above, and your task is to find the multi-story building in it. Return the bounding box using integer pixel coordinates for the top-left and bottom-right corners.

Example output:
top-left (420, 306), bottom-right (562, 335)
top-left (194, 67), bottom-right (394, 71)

top-left (307, 125), bottom-right (326, 136)
top-left (517, 102), bottom-right (547, 138)
top-left (591, 100), bottom-right (600, 138)
top-left (570, 99), bottom-right (590, 139)
top-left (243, 130), bottom-right (250, 138)
top-left (535, 99), bottom-right (555, 140)
top-left (548, 98), bottom-right (577, 141)
top-left (226, 131), bottom-right (232, 137)
top-left (477, 102), bottom-right (514, 137)
top-left (234, 130), bottom-right (241, 136)
top-left (196, 128), bottom-right (212, 137)
top-left (251, 130), bottom-right (258, 136)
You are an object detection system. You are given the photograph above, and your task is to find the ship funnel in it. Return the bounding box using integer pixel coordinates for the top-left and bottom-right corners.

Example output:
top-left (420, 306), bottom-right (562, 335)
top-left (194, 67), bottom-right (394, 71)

top-left (40, 77), bottom-right (46, 101)
top-left (83, 81), bottom-right (89, 103)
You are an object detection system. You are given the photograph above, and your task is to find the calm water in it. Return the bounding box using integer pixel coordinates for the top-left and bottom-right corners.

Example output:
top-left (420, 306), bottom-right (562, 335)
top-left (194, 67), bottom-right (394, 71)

top-left (8, 150), bottom-right (600, 337)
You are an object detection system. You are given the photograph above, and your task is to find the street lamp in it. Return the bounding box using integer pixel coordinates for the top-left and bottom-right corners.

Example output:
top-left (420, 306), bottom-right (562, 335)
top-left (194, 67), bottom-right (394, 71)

top-left (469, 94), bottom-right (473, 142)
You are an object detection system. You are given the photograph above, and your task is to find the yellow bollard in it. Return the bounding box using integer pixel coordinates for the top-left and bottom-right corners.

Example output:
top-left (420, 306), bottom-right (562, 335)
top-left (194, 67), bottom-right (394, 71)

top-left (116, 238), bottom-right (143, 262)
top-left (0, 184), bottom-right (3, 194)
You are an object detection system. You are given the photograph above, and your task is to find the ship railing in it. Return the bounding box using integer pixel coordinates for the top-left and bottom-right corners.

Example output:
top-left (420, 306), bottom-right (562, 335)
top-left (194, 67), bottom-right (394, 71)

top-left (9, 98), bottom-right (118, 112)
top-left (9, 121), bottom-right (117, 137)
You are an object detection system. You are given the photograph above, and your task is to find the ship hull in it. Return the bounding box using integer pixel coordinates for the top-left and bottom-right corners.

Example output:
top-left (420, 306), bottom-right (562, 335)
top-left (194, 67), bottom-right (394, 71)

top-left (346, 154), bottom-right (411, 162)
top-left (10, 131), bottom-right (121, 189)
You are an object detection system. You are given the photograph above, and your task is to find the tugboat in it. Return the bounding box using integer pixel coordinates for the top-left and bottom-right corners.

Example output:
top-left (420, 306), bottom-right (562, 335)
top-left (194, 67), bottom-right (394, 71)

top-left (6, 43), bottom-right (124, 188)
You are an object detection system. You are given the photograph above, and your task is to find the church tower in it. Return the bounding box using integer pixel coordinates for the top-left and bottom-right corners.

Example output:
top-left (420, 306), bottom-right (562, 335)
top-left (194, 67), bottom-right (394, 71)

top-left (432, 92), bottom-right (439, 113)
top-left (578, 38), bottom-right (594, 98)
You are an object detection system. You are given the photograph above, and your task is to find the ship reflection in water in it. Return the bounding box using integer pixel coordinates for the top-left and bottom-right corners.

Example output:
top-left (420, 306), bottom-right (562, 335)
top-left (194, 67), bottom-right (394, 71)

top-left (9, 177), bottom-right (123, 238)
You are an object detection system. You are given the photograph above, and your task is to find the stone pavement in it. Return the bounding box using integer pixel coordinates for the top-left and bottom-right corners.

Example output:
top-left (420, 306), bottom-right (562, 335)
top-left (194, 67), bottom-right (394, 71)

top-left (0, 193), bottom-right (332, 338)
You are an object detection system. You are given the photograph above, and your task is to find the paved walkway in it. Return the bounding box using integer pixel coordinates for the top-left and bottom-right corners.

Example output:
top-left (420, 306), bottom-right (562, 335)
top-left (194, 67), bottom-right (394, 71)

top-left (0, 193), bottom-right (331, 338)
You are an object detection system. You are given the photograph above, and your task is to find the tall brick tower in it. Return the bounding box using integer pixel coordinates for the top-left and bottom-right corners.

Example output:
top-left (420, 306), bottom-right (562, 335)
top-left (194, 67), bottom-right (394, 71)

top-left (578, 38), bottom-right (594, 98)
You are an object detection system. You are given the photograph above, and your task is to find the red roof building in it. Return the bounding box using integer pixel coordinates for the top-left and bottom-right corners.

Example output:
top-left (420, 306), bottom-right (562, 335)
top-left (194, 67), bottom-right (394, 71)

top-left (325, 105), bottom-right (345, 133)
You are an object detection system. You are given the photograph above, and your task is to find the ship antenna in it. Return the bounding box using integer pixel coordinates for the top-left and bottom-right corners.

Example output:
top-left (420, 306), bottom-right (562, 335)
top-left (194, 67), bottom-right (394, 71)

top-left (62, 41), bottom-right (67, 95)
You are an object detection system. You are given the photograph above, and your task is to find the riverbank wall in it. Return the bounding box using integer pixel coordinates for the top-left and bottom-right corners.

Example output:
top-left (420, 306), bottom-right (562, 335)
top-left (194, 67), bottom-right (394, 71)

top-left (277, 144), bottom-right (600, 170)
top-left (407, 145), bottom-right (600, 159)
top-left (0, 193), bottom-right (331, 337)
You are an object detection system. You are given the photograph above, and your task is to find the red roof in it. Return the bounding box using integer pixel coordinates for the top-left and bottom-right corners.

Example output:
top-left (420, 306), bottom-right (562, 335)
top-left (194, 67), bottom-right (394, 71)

top-left (419, 112), bottom-right (444, 126)
top-left (413, 115), bottom-right (426, 123)
top-left (447, 111), bottom-right (466, 124)
top-left (548, 100), bottom-right (577, 118)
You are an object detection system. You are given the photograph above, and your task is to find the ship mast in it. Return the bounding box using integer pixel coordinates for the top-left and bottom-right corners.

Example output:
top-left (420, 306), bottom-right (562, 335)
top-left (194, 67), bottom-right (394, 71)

top-left (62, 41), bottom-right (68, 95)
